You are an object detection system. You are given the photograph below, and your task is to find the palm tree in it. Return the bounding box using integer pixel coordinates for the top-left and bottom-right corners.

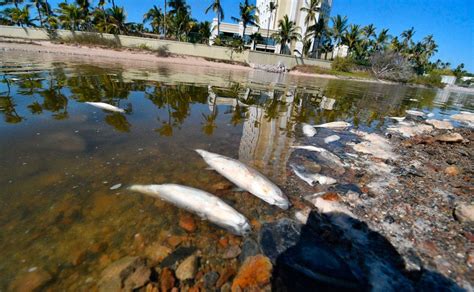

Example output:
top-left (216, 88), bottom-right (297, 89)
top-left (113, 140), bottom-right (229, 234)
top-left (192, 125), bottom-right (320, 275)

top-left (31, 0), bottom-right (45, 26)
top-left (197, 20), bottom-right (212, 43)
top-left (232, 0), bottom-right (259, 41)
top-left (330, 14), bottom-right (348, 47)
top-left (0, 0), bottom-right (24, 8)
top-left (4, 5), bottom-right (36, 27)
top-left (343, 24), bottom-right (361, 52)
top-left (264, 1), bottom-right (277, 51)
top-left (56, 2), bottom-right (83, 30)
top-left (249, 31), bottom-right (263, 50)
top-left (168, 0), bottom-right (189, 14)
top-left (205, 0), bottom-right (224, 36)
top-left (320, 38), bottom-right (333, 60)
top-left (374, 28), bottom-right (390, 51)
top-left (300, 0), bottom-right (321, 54)
top-left (143, 5), bottom-right (163, 33)
top-left (401, 26), bottom-right (415, 51)
top-left (308, 17), bottom-right (325, 57)
top-left (106, 6), bottom-right (128, 34)
top-left (362, 24), bottom-right (376, 39)
top-left (390, 36), bottom-right (403, 52)
top-left (272, 15), bottom-right (301, 55)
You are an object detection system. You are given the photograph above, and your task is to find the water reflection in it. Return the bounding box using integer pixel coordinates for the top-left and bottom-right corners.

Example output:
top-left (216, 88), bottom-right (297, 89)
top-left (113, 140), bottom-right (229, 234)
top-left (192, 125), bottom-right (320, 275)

top-left (1, 61), bottom-right (473, 290)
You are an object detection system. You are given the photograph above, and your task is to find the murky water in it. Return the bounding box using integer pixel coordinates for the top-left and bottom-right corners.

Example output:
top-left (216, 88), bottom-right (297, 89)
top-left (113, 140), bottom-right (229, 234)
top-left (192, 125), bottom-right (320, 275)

top-left (0, 51), bottom-right (473, 290)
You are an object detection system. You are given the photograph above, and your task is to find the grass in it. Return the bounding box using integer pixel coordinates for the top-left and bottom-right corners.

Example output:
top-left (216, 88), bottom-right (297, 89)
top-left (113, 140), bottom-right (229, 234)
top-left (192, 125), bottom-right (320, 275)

top-left (203, 57), bottom-right (250, 67)
top-left (294, 64), bottom-right (374, 79)
top-left (409, 74), bottom-right (445, 88)
top-left (58, 33), bottom-right (122, 48)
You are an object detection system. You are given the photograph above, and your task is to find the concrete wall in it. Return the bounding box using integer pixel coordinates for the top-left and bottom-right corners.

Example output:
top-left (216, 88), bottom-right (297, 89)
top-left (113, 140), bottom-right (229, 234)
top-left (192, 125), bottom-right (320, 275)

top-left (0, 25), bottom-right (332, 69)
top-left (248, 51), bottom-right (332, 69)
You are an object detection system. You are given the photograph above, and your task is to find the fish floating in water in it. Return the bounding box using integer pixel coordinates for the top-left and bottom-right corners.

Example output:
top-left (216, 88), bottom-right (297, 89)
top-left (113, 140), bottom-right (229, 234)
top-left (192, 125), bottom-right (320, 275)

top-left (129, 184), bottom-right (251, 235)
top-left (302, 123), bottom-right (317, 137)
top-left (291, 165), bottom-right (337, 186)
top-left (313, 121), bottom-right (351, 129)
top-left (85, 102), bottom-right (125, 113)
top-left (387, 116), bottom-right (406, 122)
top-left (195, 149), bottom-right (290, 210)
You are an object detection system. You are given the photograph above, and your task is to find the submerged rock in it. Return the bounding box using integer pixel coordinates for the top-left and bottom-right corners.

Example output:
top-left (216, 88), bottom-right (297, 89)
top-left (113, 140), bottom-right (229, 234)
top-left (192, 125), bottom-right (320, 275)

top-left (160, 267), bottom-right (176, 291)
top-left (176, 255), bottom-right (198, 281)
top-left (98, 256), bottom-right (150, 292)
top-left (239, 238), bottom-right (260, 263)
top-left (8, 269), bottom-right (53, 292)
top-left (451, 112), bottom-right (474, 124)
top-left (222, 245), bottom-right (241, 259)
top-left (232, 255), bottom-right (273, 291)
top-left (202, 271), bottom-right (219, 289)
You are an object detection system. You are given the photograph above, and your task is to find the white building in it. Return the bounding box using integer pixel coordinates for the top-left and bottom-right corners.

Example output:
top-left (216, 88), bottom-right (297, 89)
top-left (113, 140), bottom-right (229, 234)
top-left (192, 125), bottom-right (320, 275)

top-left (211, 0), bottom-right (333, 56)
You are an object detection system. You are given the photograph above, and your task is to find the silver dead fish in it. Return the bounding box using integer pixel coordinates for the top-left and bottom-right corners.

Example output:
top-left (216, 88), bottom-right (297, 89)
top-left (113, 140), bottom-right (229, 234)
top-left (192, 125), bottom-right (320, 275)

top-left (313, 121), bottom-right (351, 129)
top-left (302, 123), bottom-right (317, 137)
top-left (324, 135), bottom-right (340, 144)
top-left (195, 149), bottom-right (290, 210)
top-left (291, 165), bottom-right (337, 186)
top-left (291, 145), bottom-right (346, 168)
top-left (85, 102), bottom-right (125, 113)
top-left (129, 184), bottom-right (251, 235)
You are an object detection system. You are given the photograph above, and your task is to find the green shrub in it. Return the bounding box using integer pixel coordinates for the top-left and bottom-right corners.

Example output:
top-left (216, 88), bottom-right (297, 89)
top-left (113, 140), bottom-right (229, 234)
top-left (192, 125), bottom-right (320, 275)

top-left (410, 73), bottom-right (444, 88)
top-left (331, 57), bottom-right (354, 72)
top-left (61, 33), bottom-right (121, 48)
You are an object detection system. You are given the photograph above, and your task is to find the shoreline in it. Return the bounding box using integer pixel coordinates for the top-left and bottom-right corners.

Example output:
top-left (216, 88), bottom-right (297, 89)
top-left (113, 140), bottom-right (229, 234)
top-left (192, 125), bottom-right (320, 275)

top-left (0, 39), bottom-right (405, 86)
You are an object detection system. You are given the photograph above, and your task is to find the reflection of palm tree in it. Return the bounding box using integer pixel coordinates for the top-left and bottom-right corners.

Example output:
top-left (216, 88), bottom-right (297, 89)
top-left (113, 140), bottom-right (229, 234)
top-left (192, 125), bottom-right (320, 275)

top-left (105, 112), bottom-right (131, 132)
top-left (0, 77), bottom-right (23, 123)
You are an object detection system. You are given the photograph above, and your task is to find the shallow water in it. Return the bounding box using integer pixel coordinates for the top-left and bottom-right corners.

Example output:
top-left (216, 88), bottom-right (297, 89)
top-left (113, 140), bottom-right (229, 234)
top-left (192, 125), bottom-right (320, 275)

top-left (0, 52), bottom-right (473, 290)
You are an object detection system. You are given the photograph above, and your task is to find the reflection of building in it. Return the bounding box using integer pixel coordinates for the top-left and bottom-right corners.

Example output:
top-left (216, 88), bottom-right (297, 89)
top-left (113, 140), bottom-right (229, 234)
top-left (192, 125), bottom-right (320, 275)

top-left (238, 90), bottom-right (298, 183)
top-left (211, 0), bottom-right (333, 56)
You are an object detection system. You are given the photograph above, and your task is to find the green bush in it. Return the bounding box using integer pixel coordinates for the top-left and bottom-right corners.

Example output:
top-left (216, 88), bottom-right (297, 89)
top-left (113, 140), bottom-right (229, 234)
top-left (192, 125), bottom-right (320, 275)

top-left (60, 33), bottom-right (121, 48)
top-left (331, 57), bottom-right (354, 72)
top-left (410, 73), bottom-right (444, 88)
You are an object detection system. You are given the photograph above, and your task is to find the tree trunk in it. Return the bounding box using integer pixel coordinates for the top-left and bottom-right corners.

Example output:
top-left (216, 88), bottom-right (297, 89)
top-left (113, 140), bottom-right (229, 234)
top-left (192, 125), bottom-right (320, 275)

top-left (36, 4), bottom-right (43, 27)
top-left (217, 13), bottom-right (220, 36)
top-left (163, 0), bottom-right (167, 37)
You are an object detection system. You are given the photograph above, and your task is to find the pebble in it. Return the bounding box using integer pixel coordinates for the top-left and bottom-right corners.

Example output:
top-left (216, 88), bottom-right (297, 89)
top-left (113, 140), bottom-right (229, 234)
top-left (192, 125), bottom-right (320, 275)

top-left (239, 238), bottom-right (260, 263)
top-left (110, 183), bottom-right (122, 190)
top-left (444, 166), bottom-right (460, 176)
top-left (216, 266), bottom-right (236, 288)
top-left (98, 256), bottom-right (150, 291)
top-left (144, 243), bottom-right (172, 265)
top-left (203, 271), bottom-right (220, 289)
top-left (8, 269), bottom-right (52, 292)
top-left (454, 203), bottom-right (474, 223)
top-left (232, 255), bottom-right (272, 291)
top-left (160, 267), bottom-right (176, 291)
top-left (222, 245), bottom-right (241, 259)
top-left (176, 255), bottom-right (198, 281)
top-left (179, 214), bottom-right (197, 232)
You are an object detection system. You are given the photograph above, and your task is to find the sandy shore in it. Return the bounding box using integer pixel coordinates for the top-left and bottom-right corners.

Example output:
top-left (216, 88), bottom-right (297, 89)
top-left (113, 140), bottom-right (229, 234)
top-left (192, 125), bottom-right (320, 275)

top-left (0, 39), bottom-right (252, 72)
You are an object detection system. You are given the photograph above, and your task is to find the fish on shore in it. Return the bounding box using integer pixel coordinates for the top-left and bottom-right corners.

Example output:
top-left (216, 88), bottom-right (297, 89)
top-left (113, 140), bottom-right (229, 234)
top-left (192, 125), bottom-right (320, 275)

top-left (195, 149), bottom-right (290, 210)
top-left (302, 123), bottom-right (317, 137)
top-left (291, 145), bottom-right (346, 168)
top-left (291, 165), bottom-right (337, 186)
top-left (324, 135), bottom-right (341, 144)
top-left (129, 184), bottom-right (251, 235)
top-left (313, 121), bottom-right (351, 129)
top-left (85, 102), bottom-right (125, 113)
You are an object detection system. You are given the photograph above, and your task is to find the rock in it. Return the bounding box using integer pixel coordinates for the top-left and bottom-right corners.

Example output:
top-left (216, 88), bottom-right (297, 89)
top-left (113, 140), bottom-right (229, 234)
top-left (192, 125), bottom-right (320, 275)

top-left (160, 267), bottom-right (176, 292)
top-left (179, 214), bottom-right (197, 232)
top-left (166, 235), bottom-right (185, 248)
top-left (324, 135), bottom-right (341, 144)
top-left (454, 203), bottom-right (474, 223)
top-left (216, 266), bottom-right (236, 288)
top-left (239, 238), bottom-right (260, 263)
top-left (145, 283), bottom-right (159, 292)
top-left (70, 249), bottom-right (88, 266)
top-left (259, 218), bottom-right (302, 263)
top-left (405, 110), bottom-right (426, 120)
top-left (160, 246), bottom-right (197, 269)
top-left (321, 192), bottom-right (341, 201)
top-left (451, 112), bottom-right (474, 124)
top-left (387, 124), bottom-right (433, 138)
top-left (8, 269), bottom-right (52, 292)
top-left (232, 255), bottom-right (272, 291)
top-left (175, 255), bottom-right (198, 281)
top-left (425, 119), bottom-right (453, 130)
top-left (444, 166), bottom-right (460, 176)
top-left (203, 271), bottom-right (219, 289)
top-left (435, 133), bottom-right (464, 143)
top-left (98, 256), bottom-right (150, 292)
top-left (222, 245), bottom-right (241, 259)
top-left (250, 62), bottom-right (287, 73)
top-left (144, 243), bottom-right (171, 265)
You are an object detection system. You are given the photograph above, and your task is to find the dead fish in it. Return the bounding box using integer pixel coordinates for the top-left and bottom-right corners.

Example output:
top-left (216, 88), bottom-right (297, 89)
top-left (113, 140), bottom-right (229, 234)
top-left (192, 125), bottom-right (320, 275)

top-left (195, 149), bottom-right (290, 210)
top-left (129, 184), bottom-right (251, 235)
top-left (405, 110), bottom-right (425, 117)
top-left (302, 123), bottom-right (317, 137)
top-left (313, 121), bottom-right (351, 129)
top-left (291, 145), bottom-right (346, 168)
top-left (85, 102), bottom-right (125, 113)
top-left (324, 135), bottom-right (340, 144)
top-left (387, 116), bottom-right (406, 122)
top-left (291, 165), bottom-right (337, 186)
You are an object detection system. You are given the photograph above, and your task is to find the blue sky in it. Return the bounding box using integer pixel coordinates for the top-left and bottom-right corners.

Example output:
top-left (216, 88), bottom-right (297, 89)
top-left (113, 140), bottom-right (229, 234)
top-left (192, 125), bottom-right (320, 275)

top-left (48, 1), bottom-right (474, 71)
